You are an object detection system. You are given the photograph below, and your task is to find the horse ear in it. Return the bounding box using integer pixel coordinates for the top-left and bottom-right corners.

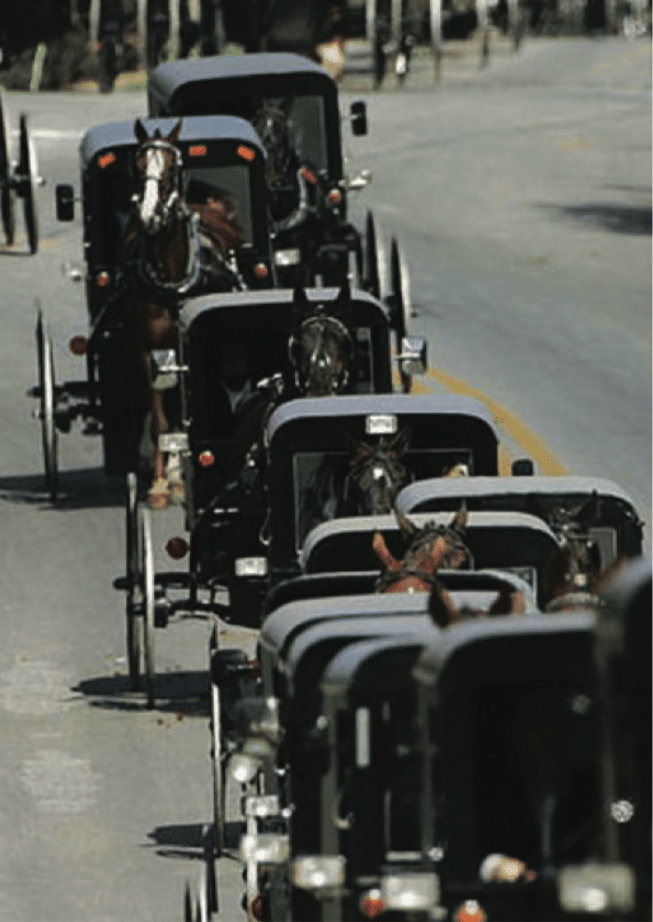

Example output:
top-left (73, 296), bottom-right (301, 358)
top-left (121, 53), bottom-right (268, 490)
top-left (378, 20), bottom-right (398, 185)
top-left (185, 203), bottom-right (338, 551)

top-left (450, 502), bottom-right (468, 533)
top-left (396, 512), bottom-right (418, 539)
top-left (388, 426), bottom-right (411, 457)
top-left (134, 118), bottom-right (149, 145)
top-left (372, 532), bottom-right (398, 571)
top-left (167, 119), bottom-right (183, 145)
top-left (345, 433), bottom-right (370, 464)
top-left (489, 588), bottom-right (526, 615)
top-left (429, 582), bottom-right (459, 627)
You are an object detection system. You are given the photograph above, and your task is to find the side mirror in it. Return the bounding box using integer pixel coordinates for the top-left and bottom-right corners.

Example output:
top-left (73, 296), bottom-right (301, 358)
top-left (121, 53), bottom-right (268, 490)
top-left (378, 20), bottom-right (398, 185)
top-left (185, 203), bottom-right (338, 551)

top-left (398, 336), bottom-right (427, 375)
top-left (512, 458), bottom-right (535, 476)
top-left (149, 349), bottom-right (186, 390)
top-left (350, 100), bottom-right (368, 136)
top-left (55, 183), bottom-right (75, 221)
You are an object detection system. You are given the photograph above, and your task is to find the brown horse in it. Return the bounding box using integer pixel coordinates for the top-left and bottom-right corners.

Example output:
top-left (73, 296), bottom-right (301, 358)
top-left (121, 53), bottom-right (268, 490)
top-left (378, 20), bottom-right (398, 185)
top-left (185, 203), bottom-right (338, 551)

top-left (373, 507), bottom-right (472, 592)
top-left (123, 118), bottom-right (244, 508)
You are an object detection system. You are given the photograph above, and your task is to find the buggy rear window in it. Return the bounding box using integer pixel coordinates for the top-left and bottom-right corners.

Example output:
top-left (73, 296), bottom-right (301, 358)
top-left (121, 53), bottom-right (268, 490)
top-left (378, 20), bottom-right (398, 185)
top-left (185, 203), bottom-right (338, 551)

top-left (185, 164), bottom-right (253, 245)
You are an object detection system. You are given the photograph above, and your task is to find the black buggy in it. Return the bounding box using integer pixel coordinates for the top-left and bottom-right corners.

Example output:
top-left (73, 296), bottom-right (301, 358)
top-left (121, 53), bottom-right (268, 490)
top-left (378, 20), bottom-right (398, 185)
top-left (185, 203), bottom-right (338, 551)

top-left (117, 286), bottom-right (427, 704)
top-left (31, 114), bottom-right (272, 501)
top-left (0, 91), bottom-right (41, 254)
top-left (146, 51), bottom-right (413, 336)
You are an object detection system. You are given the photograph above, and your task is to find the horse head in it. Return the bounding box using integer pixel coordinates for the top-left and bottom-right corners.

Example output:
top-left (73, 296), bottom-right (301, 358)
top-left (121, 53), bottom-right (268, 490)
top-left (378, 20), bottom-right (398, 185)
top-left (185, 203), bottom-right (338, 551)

top-left (342, 428), bottom-right (413, 516)
top-left (252, 98), bottom-right (296, 184)
top-left (373, 504), bottom-right (472, 594)
top-left (289, 281), bottom-right (354, 396)
top-left (133, 118), bottom-right (183, 235)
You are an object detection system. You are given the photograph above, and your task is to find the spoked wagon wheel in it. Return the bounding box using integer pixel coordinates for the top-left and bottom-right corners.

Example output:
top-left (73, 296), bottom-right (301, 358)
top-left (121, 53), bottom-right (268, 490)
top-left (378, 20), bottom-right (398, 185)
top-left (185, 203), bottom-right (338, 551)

top-left (17, 114), bottom-right (40, 255)
top-left (125, 473), bottom-right (141, 690)
top-left (140, 506), bottom-right (156, 709)
top-left (0, 90), bottom-right (16, 246)
top-left (209, 647), bottom-right (225, 859)
top-left (389, 237), bottom-right (414, 393)
top-left (35, 306), bottom-right (59, 501)
top-left (364, 210), bottom-right (387, 302)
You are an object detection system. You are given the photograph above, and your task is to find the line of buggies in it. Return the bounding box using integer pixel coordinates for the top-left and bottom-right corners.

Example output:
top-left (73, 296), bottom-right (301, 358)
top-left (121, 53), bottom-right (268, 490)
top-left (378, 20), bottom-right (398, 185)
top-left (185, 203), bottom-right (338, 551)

top-left (28, 51), bottom-right (650, 922)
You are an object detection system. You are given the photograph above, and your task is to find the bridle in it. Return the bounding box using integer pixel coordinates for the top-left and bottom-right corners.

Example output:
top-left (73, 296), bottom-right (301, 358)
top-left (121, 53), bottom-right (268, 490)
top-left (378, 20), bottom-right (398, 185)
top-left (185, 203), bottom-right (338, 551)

top-left (343, 444), bottom-right (413, 515)
top-left (134, 138), bottom-right (184, 234)
top-left (376, 522), bottom-right (474, 592)
top-left (288, 313), bottom-right (354, 395)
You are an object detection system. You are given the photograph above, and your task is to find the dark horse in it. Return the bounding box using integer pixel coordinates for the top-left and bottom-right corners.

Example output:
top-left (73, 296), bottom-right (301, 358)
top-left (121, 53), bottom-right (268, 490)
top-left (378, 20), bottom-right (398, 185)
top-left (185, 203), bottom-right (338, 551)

top-left (123, 118), bottom-right (244, 507)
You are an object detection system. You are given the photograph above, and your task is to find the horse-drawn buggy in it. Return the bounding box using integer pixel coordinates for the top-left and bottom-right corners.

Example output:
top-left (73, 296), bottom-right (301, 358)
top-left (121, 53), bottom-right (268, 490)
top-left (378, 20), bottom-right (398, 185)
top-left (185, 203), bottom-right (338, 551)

top-left (31, 113), bottom-right (273, 501)
top-left (209, 460), bottom-right (646, 920)
top-left (0, 91), bottom-right (41, 253)
top-left (146, 51), bottom-right (413, 330)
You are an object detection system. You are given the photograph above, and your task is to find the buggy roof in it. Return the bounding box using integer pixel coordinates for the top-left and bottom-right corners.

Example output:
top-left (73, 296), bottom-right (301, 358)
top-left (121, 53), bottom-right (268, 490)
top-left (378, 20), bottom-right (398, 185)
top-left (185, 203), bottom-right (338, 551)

top-left (260, 591), bottom-right (430, 660)
top-left (179, 286), bottom-right (389, 330)
top-left (413, 610), bottom-right (597, 694)
top-left (322, 634), bottom-right (437, 699)
top-left (148, 52), bottom-right (334, 97)
top-left (266, 393), bottom-right (498, 442)
top-left (396, 475), bottom-right (641, 517)
top-left (80, 115), bottom-right (265, 168)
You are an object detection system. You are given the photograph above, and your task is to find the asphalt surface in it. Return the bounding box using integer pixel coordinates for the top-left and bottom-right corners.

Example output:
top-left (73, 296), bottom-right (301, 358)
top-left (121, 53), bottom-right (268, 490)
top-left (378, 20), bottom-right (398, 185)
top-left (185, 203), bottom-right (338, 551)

top-left (0, 34), bottom-right (649, 922)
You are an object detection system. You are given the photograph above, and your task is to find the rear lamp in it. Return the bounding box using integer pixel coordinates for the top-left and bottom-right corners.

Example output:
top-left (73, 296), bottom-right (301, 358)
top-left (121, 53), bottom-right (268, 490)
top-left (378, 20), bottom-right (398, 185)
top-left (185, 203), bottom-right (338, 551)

top-left (558, 863), bottom-right (635, 914)
top-left (359, 889), bottom-right (385, 919)
top-left (237, 145), bottom-right (256, 162)
top-left (98, 152), bottom-right (116, 169)
top-left (381, 872), bottom-right (439, 911)
top-left (188, 144), bottom-right (207, 157)
top-left (68, 335), bottom-right (88, 356)
top-left (299, 166), bottom-right (317, 185)
top-left (291, 855), bottom-right (345, 892)
top-left (249, 895), bottom-right (265, 922)
top-left (453, 900), bottom-right (487, 922)
top-left (165, 537), bottom-right (188, 560)
top-left (254, 262), bottom-right (269, 279)
top-left (365, 413), bottom-right (397, 436)
top-left (96, 271), bottom-right (111, 287)
top-left (198, 450), bottom-right (215, 468)
top-left (327, 188), bottom-right (342, 205)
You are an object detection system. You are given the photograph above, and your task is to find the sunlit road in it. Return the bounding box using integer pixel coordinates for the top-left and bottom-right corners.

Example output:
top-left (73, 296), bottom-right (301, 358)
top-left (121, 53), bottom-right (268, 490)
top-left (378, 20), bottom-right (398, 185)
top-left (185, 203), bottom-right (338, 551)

top-left (0, 34), bottom-right (649, 922)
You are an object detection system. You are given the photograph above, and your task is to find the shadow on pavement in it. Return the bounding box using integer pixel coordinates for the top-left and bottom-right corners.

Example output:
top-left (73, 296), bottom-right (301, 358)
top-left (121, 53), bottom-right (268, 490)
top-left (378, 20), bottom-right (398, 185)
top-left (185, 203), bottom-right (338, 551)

top-left (540, 202), bottom-right (652, 235)
top-left (73, 669), bottom-right (209, 717)
top-left (147, 821), bottom-right (244, 859)
top-left (0, 468), bottom-right (125, 508)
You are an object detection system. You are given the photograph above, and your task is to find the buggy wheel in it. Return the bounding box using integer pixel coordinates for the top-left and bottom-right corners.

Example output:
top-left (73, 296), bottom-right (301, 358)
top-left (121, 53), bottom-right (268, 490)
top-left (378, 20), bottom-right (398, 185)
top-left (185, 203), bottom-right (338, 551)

top-left (17, 114), bottom-right (39, 255)
top-left (210, 674), bottom-right (225, 858)
top-left (364, 210), bottom-right (387, 302)
top-left (390, 238), bottom-right (414, 393)
top-left (0, 90), bottom-right (16, 246)
top-left (140, 506), bottom-right (156, 709)
top-left (125, 473), bottom-right (141, 690)
top-left (35, 307), bottom-right (59, 501)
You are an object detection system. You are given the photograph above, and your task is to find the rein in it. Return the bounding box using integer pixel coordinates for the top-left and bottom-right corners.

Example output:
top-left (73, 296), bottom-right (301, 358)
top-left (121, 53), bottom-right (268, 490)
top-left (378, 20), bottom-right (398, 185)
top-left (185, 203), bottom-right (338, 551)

top-left (377, 523), bottom-right (474, 592)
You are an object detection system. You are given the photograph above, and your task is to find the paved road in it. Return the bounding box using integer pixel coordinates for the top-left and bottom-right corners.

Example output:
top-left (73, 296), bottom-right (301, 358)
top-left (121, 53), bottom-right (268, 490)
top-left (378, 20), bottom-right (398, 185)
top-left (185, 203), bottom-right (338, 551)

top-left (0, 34), bottom-right (649, 922)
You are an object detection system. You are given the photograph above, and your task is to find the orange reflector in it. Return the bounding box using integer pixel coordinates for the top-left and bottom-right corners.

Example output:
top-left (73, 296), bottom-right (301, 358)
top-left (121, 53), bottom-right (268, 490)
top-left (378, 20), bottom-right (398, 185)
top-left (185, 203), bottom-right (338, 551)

top-left (254, 263), bottom-right (269, 279)
top-left (360, 893), bottom-right (385, 920)
top-left (98, 152), bottom-right (116, 169)
top-left (198, 450), bottom-right (215, 468)
top-left (165, 537), bottom-right (189, 560)
top-left (237, 145), bottom-right (256, 162)
top-left (454, 900), bottom-right (487, 922)
top-left (68, 335), bottom-right (88, 357)
top-left (96, 271), bottom-right (111, 288)
top-left (189, 144), bottom-right (207, 157)
top-left (327, 188), bottom-right (342, 205)
top-left (250, 895), bottom-right (265, 922)
top-left (300, 166), bottom-right (318, 185)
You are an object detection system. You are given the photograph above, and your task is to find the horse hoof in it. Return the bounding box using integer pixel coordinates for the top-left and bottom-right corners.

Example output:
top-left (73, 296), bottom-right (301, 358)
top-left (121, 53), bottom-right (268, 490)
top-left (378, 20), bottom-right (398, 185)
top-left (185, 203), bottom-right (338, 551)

top-left (148, 479), bottom-right (171, 510)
